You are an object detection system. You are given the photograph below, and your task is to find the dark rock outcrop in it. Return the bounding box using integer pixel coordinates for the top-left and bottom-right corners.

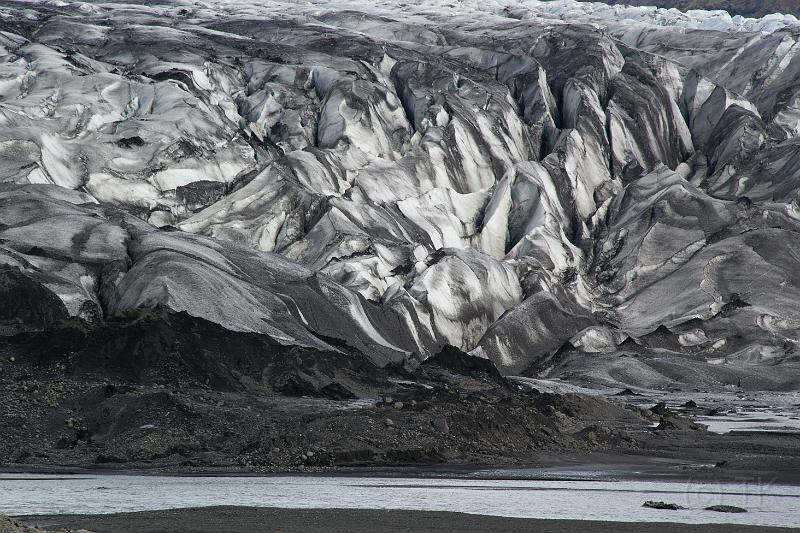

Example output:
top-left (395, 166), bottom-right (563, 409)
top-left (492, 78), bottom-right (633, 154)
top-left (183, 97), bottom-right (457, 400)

top-left (643, 501), bottom-right (685, 511)
top-left (705, 505), bottom-right (748, 513)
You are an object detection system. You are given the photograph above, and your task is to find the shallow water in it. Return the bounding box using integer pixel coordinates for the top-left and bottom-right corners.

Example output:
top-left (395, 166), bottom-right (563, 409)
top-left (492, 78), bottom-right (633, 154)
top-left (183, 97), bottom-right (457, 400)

top-left (514, 379), bottom-right (800, 435)
top-left (616, 390), bottom-right (800, 434)
top-left (2, 474), bottom-right (799, 527)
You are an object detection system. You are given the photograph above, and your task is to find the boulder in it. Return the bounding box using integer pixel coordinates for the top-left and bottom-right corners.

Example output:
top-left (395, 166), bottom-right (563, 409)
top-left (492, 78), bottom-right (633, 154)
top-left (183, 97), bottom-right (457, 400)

top-left (643, 501), bottom-right (685, 510)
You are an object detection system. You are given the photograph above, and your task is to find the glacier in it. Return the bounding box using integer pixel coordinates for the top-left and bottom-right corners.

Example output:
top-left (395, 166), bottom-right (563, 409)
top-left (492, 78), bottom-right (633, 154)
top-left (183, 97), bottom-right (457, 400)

top-left (2, 0), bottom-right (800, 390)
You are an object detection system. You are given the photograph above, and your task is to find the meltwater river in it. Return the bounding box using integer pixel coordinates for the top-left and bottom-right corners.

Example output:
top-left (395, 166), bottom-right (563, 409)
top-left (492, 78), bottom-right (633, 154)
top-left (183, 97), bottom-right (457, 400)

top-left (2, 474), bottom-right (799, 527)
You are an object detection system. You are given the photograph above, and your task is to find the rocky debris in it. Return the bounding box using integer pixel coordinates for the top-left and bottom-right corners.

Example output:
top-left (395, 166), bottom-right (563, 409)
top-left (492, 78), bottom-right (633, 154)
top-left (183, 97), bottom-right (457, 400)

top-left (615, 389), bottom-right (644, 397)
top-left (421, 346), bottom-right (506, 382)
top-left (643, 401), bottom-right (706, 432)
top-left (176, 181), bottom-right (227, 213)
top-left (0, 515), bottom-right (29, 533)
top-left (651, 403), bottom-right (672, 416)
top-left (431, 416), bottom-right (450, 435)
top-left (0, 309), bottom-right (664, 470)
top-left (416, 345), bottom-right (509, 391)
top-left (705, 505), bottom-right (748, 513)
top-left (0, 514), bottom-right (93, 533)
top-left (643, 501), bottom-right (685, 511)
top-left (655, 416), bottom-right (705, 432)
top-left (2, 304), bottom-right (389, 399)
top-left (2, 291), bottom-right (799, 474)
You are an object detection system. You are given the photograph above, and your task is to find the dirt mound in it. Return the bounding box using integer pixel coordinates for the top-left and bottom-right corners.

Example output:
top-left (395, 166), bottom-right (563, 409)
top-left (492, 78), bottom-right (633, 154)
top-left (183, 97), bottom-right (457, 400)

top-left (0, 266), bottom-right (69, 329)
top-left (4, 306), bottom-right (388, 398)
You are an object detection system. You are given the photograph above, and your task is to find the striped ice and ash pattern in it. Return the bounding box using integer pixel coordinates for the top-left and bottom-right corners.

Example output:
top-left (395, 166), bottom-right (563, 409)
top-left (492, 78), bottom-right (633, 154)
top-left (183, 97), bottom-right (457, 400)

top-left (2, 0), bottom-right (800, 390)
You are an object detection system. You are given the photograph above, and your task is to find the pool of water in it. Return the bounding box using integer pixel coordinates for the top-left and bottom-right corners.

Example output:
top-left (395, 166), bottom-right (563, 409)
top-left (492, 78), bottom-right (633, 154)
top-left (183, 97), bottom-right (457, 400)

top-left (2, 474), bottom-right (799, 527)
top-left (513, 378), bottom-right (800, 435)
top-left (616, 390), bottom-right (800, 434)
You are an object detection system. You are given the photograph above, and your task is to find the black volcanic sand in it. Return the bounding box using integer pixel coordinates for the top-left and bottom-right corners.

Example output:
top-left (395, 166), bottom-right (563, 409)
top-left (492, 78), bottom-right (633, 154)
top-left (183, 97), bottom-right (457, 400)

top-left (17, 507), bottom-right (800, 533)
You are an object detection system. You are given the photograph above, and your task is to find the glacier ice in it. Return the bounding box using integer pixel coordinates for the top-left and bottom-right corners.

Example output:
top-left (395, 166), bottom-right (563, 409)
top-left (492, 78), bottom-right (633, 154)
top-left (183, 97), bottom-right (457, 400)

top-left (2, 0), bottom-right (800, 389)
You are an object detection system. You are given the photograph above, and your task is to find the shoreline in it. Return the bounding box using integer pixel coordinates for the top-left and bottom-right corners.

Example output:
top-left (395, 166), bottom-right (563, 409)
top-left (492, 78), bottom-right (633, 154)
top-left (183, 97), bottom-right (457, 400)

top-left (4, 450), bottom-right (800, 485)
top-left (15, 507), bottom-right (800, 533)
